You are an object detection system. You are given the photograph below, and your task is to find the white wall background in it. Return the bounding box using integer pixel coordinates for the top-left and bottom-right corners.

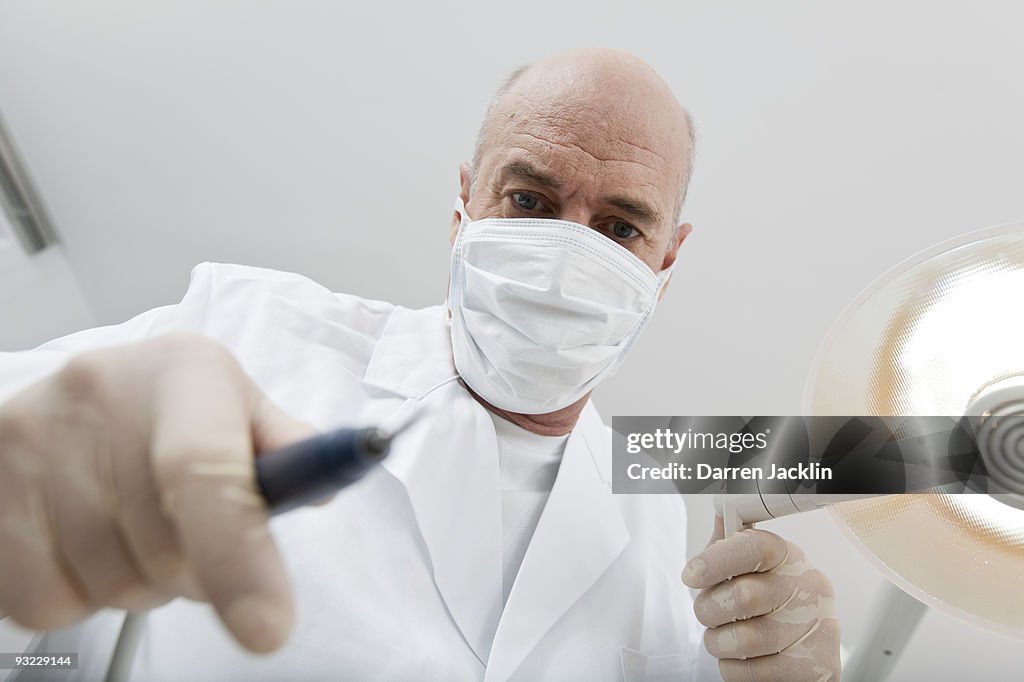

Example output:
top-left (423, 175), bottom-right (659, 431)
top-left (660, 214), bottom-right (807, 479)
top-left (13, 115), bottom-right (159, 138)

top-left (1, 0), bottom-right (1023, 678)
top-left (0, 206), bottom-right (95, 350)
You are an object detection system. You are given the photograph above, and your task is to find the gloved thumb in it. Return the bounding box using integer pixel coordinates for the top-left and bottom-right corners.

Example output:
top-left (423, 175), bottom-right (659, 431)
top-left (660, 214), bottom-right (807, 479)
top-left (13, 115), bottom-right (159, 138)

top-left (706, 513), bottom-right (726, 548)
top-left (249, 389), bottom-right (331, 505)
top-left (682, 514), bottom-right (728, 588)
top-left (250, 391), bottom-right (318, 454)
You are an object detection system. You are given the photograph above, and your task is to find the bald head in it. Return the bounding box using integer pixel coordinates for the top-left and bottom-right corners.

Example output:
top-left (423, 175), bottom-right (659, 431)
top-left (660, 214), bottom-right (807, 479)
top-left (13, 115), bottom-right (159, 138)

top-left (471, 49), bottom-right (696, 226)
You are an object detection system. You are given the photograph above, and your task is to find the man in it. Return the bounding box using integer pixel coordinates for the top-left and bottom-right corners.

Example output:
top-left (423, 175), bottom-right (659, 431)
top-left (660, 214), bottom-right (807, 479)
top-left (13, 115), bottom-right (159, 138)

top-left (0, 49), bottom-right (840, 680)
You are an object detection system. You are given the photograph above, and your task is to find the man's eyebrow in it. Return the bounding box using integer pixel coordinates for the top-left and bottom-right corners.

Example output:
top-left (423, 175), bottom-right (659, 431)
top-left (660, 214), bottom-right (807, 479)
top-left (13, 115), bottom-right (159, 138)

top-left (497, 161), bottom-right (563, 190)
top-left (497, 160), bottom-right (663, 225)
top-left (605, 195), bottom-right (663, 226)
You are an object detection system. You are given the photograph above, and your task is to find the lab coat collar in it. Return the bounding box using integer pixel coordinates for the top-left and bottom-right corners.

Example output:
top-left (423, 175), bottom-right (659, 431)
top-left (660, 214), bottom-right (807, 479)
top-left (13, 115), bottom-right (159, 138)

top-left (362, 304), bottom-right (457, 399)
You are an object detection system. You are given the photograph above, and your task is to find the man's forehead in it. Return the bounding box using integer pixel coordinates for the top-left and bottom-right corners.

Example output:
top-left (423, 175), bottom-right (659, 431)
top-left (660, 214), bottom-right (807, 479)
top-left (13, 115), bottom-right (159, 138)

top-left (499, 88), bottom-right (674, 154)
top-left (497, 55), bottom-right (688, 152)
top-left (502, 110), bottom-right (676, 175)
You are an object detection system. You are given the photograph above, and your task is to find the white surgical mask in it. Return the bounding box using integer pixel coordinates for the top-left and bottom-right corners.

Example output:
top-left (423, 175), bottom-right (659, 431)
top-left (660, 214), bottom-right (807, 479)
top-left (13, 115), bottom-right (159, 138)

top-left (447, 197), bottom-right (673, 414)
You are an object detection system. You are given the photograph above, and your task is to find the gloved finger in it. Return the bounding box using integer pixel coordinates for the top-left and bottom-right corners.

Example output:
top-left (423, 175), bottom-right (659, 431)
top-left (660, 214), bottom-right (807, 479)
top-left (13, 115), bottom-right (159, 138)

top-left (706, 556), bottom-right (837, 662)
top-left (0, 438), bottom-right (91, 629)
top-left (46, 455), bottom-right (157, 611)
top-left (682, 528), bottom-right (789, 589)
top-left (704, 613), bottom-right (820, 660)
top-left (39, 399), bottom-right (167, 612)
top-left (718, 616), bottom-right (841, 682)
top-left (150, 360), bottom-right (294, 653)
top-left (0, 516), bottom-right (94, 629)
top-left (110, 408), bottom-right (205, 602)
top-left (693, 572), bottom-right (800, 628)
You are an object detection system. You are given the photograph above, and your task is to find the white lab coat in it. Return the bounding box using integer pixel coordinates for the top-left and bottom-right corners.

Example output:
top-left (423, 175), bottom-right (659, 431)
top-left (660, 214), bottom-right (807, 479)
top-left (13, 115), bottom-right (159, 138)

top-left (0, 263), bottom-right (716, 682)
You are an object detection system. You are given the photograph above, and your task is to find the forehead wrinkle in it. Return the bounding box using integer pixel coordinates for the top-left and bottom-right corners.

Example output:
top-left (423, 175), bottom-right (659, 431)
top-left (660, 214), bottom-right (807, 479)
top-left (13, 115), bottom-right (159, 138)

top-left (515, 93), bottom-right (675, 163)
top-left (503, 104), bottom-right (678, 202)
top-left (604, 134), bottom-right (671, 170)
top-left (507, 128), bottom-right (666, 178)
top-left (487, 90), bottom-right (677, 174)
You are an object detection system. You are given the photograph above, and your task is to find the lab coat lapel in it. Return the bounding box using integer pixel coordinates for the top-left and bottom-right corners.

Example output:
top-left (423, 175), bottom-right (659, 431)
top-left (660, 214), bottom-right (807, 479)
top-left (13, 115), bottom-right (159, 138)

top-left (381, 399), bottom-right (504, 665)
top-left (484, 404), bottom-right (630, 682)
top-left (367, 306), bottom-right (505, 665)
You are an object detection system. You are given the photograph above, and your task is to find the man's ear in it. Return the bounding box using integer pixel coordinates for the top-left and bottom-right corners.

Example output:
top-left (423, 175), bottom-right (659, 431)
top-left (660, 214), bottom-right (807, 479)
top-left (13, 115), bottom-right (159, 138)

top-left (657, 223), bottom-right (693, 300)
top-left (450, 164), bottom-right (473, 245)
top-left (661, 222), bottom-right (693, 270)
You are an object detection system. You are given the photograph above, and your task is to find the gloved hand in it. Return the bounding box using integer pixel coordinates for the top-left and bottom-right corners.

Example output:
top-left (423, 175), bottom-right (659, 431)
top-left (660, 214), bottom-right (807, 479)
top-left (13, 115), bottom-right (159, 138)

top-left (0, 333), bottom-right (315, 652)
top-left (681, 515), bottom-right (841, 681)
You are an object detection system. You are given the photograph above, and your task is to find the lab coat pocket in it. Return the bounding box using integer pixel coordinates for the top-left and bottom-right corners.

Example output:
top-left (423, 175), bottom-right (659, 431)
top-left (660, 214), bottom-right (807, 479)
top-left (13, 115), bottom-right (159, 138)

top-left (619, 646), bottom-right (692, 682)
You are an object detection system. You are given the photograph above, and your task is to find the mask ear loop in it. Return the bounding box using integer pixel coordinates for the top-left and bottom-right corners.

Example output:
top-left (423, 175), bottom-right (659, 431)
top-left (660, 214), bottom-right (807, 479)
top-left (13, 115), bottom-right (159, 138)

top-left (454, 195), bottom-right (471, 224)
top-left (655, 263), bottom-right (675, 297)
top-left (446, 196), bottom-right (473, 320)
top-left (451, 195), bottom-right (475, 255)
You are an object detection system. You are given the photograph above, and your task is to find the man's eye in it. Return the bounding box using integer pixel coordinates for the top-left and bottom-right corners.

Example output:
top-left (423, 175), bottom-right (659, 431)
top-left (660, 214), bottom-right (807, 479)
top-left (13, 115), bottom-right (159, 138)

top-left (611, 222), bottom-right (639, 239)
top-left (511, 192), bottom-right (540, 211)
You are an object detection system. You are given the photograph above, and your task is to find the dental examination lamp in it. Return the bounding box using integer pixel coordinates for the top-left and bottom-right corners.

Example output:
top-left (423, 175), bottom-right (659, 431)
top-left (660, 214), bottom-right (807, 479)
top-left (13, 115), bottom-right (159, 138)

top-left (716, 224), bottom-right (1024, 680)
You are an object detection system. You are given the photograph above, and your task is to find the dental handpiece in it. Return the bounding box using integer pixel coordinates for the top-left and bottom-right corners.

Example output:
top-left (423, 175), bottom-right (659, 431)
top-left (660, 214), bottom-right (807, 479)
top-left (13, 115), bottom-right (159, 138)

top-left (254, 426), bottom-right (391, 515)
top-left (253, 403), bottom-right (423, 515)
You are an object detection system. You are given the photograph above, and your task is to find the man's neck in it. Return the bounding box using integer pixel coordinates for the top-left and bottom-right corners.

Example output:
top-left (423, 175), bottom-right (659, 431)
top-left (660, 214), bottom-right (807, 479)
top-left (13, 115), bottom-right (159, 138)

top-left (462, 382), bottom-right (591, 436)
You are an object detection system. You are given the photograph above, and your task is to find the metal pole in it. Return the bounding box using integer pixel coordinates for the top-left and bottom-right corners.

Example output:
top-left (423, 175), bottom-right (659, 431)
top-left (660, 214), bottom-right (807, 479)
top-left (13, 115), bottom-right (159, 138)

top-left (0, 111), bottom-right (57, 253)
top-left (104, 612), bottom-right (147, 682)
top-left (844, 581), bottom-right (928, 681)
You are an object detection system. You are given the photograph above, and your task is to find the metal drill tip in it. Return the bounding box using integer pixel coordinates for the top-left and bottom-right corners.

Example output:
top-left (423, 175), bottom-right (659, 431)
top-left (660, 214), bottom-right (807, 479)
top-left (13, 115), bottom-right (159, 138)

top-left (378, 401), bottom-right (425, 441)
top-left (361, 428), bottom-right (390, 459)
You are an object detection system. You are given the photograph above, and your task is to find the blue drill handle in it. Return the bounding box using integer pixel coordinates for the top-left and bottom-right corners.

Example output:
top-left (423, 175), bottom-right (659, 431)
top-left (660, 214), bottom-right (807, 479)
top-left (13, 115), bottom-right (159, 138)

top-left (255, 426), bottom-right (390, 515)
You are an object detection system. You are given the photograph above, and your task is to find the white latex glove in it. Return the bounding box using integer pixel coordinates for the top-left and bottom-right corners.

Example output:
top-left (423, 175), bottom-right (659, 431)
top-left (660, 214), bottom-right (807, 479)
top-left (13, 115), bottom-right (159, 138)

top-left (681, 515), bottom-right (841, 681)
top-left (0, 333), bottom-right (315, 652)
